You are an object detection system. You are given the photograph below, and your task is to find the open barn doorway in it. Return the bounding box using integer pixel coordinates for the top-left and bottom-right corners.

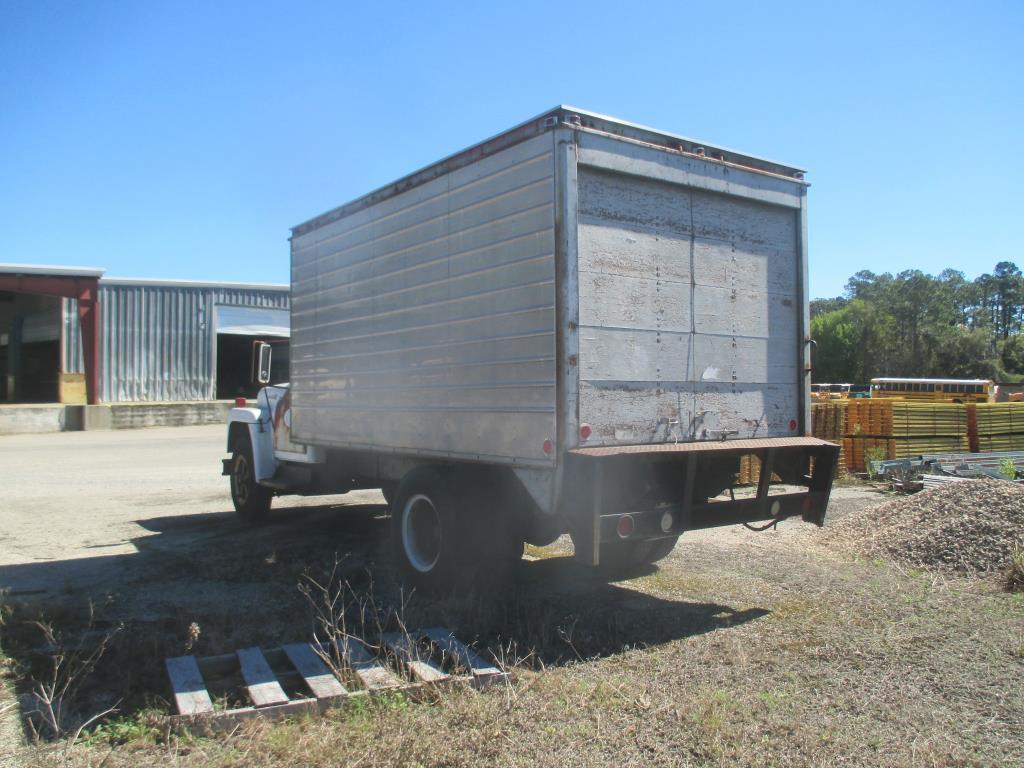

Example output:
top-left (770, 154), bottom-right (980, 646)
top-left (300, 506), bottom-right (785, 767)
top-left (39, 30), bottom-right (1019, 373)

top-left (0, 293), bottom-right (62, 402)
top-left (214, 304), bottom-right (290, 399)
top-left (0, 266), bottom-right (102, 404)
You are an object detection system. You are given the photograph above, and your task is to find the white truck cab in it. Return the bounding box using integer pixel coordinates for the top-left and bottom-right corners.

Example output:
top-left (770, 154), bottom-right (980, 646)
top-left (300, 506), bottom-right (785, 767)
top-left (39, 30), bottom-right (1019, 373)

top-left (223, 344), bottom-right (337, 522)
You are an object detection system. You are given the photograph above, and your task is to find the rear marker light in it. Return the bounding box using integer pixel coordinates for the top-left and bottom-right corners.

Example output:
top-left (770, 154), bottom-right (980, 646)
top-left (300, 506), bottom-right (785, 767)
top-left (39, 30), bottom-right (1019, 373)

top-left (542, 439), bottom-right (554, 455)
top-left (579, 423), bottom-right (592, 440)
top-left (660, 511), bottom-right (674, 533)
top-left (789, 419), bottom-right (798, 431)
top-left (235, 397), bottom-right (247, 408)
top-left (617, 515), bottom-right (635, 538)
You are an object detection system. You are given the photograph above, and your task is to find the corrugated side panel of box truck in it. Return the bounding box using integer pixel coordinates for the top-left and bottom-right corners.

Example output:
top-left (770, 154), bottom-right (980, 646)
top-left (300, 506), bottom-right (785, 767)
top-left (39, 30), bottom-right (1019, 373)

top-left (564, 128), bottom-right (810, 448)
top-left (288, 132), bottom-right (560, 465)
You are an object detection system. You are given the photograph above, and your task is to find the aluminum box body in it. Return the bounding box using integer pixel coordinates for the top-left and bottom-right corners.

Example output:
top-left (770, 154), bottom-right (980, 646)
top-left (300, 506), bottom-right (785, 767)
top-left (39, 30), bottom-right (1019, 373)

top-left (289, 107), bottom-right (810, 468)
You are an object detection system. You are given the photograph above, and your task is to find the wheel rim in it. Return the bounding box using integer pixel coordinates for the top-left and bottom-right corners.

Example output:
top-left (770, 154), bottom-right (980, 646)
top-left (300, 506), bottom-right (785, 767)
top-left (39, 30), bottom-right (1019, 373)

top-left (234, 454), bottom-right (251, 505)
top-left (401, 494), bottom-right (442, 573)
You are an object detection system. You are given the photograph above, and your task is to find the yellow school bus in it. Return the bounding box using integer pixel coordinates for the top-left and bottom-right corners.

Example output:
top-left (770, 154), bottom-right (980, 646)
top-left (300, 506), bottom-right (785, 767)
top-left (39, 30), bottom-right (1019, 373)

top-left (869, 378), bottom-right (995, 404)
top-left (811, 383), bottom-right (870, 401)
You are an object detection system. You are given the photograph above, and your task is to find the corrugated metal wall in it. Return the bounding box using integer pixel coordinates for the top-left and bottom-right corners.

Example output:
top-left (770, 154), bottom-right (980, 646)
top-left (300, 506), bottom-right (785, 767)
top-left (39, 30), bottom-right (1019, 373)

top-left (64, 283), bottom-right (289, 402)
top-left (211, 286), bottom-right (291, 311)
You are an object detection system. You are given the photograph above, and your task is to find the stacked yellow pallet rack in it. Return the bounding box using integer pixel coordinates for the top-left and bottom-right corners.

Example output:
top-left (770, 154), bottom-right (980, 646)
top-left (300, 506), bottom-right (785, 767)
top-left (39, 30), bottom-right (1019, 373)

top-left (840, 400), bottom-right (969, 472)
top-left (739, 402), bottom-right (848, 485)
top-left (974, 403), bottom-right (1024, 452)
top-left (811, 401), bottom-right (847, 475)
top-left (812, 398), bottom-right (1024, 473)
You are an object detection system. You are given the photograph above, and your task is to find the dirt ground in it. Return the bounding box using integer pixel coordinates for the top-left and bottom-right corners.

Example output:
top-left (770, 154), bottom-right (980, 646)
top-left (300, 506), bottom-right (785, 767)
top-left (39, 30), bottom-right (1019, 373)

top-left (1, 427), bottom-right (1021, 767)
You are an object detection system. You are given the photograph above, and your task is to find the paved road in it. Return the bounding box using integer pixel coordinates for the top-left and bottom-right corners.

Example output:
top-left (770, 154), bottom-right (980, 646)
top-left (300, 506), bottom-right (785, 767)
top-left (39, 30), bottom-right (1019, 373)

top-left (0, 425), bottom-right (382, 600)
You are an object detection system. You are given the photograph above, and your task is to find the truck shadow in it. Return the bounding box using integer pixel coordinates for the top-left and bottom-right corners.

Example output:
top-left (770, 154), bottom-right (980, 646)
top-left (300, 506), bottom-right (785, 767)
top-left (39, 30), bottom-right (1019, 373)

top-left (0, 497), bottom-right (770, 718)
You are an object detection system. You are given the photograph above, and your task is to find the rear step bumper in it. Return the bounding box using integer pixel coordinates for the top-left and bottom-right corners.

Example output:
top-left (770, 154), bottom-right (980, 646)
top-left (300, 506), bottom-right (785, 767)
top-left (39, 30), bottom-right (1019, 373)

top-left (568, 438), bottom-right (840, 565)
top-left (598, 489), bottom-right (832, 542)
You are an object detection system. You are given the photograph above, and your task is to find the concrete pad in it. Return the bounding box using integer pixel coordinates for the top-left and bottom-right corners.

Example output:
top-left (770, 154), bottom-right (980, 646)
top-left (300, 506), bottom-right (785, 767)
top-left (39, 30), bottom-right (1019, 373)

top-left (0, 404), bottom-right (69, 434)
top-left (83, 404), bottom-right (112, 430)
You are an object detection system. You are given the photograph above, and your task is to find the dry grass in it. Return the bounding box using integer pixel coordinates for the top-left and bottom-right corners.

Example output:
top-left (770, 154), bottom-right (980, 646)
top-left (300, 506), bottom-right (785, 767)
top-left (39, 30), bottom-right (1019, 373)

top-left (3, 501), bottom-right (1024, 767)
top-left (1006, 544), bottom-right (1024, 592)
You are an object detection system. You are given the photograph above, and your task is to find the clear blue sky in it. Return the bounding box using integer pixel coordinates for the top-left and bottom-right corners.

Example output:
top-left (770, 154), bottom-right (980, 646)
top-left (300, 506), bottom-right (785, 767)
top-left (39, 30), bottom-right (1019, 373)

top-left (1, 1), bottom-right (1020, 299)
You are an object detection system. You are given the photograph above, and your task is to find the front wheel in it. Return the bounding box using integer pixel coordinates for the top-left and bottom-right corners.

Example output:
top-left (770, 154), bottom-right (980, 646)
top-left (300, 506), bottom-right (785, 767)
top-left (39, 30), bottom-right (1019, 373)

top-left (229, 438), bottom-right (272, 524)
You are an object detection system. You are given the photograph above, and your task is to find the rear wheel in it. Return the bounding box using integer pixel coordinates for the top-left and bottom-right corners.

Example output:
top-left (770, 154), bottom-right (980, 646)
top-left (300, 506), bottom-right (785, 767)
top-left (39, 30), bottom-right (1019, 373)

top-left (391, 467), bottom-right (465, 591)
top-left (230, 436), bottom-right (272, 524)
top-left (599, 536), bottom-right (679, 575)
top-left (462, 470), bottom-right (524, 579)
top-left (390, 466), bottom-right (522, 591)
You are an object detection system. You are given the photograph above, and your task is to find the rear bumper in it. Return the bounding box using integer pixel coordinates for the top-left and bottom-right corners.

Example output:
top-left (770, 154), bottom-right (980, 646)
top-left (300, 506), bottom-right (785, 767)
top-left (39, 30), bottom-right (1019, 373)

top-left (598, 489), bottom-right (832, 543)
top-left (567, 438), bottom-right (839, 565)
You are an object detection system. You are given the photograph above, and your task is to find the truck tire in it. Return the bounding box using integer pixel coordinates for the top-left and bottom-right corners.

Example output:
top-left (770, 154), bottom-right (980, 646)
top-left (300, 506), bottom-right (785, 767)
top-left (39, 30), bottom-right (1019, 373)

top-left (461, 470), bottom-right (524, 579)
top-left (391, 467), bottom-right (466, 591)
top-left (599, 536), bottom-right (679, 575)
top-left (229, 436), bottom-right (272, 524)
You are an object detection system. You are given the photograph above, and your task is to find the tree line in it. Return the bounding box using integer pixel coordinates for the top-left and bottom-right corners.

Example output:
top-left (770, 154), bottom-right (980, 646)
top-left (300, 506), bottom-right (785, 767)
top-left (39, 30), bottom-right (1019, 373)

top-left (809, 262), bottom-right (1024, 384)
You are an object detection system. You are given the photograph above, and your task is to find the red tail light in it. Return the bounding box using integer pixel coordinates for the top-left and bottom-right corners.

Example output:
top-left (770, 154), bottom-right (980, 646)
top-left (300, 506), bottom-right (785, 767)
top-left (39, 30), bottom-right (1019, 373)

top-left (617, 515), bottom-right (635, 538)
top-left (235, 397), bottom-right (247, 408)
top-left (579, 423), bottom-right (592, 440)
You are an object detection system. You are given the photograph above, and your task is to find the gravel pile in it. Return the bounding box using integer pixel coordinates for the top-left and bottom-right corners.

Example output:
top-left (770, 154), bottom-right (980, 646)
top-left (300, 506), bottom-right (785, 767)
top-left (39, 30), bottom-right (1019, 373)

top-left (832, 479), bottom-right (1024, 576)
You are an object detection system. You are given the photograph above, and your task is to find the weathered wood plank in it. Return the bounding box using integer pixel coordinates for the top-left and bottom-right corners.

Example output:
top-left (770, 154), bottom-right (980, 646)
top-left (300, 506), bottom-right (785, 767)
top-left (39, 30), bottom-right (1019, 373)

top-left (420, 629), bottom-right (503, 680)
top-left (692, 237), bottom-right (796, 296)
top-left (578, 167), bottom-right (693, 236)
top-left (692, 383), bottom-right (798, 439)
top-left (578, 269), bottom-right (691, 333)
top-left (579, 327), bottom-right (692, 383)
top-left (576, 133), bottom-right (803, 210)
top-left (236, 647), bottom-right (289, 707)
top-left (165, 656), bottom-right (213, 715)
top-left (691, 187), bottom-right (797, 247)
top-left (577, 382), bottom-right (798, 443)
top-left (693, 334), bottom-right (798, 386)
top-left (282, 643), bottom-right (347, 700)
top-left (578, 220), bottom-right (691, 282)
top-left (338, 637), bottom-right (403, 690)
top-left (382, 633), bottom-right (449, 684)
top-left (693, 285), bottom-right (798, 339)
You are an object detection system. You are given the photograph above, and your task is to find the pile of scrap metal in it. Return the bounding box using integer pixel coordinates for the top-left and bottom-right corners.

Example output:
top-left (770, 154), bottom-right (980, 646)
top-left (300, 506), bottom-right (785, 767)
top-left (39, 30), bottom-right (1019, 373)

top-left (871, 451), bottom-right (1024, 492)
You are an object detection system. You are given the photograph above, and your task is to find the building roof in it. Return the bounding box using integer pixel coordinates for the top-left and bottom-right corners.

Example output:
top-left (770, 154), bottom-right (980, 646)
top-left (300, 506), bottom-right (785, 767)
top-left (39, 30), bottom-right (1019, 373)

top-left (100, 277), bottom-right (288, 291)
top-left (0, 264), bottom-right (288, 292)
top-left (0, 263), bottom-right (105, 278)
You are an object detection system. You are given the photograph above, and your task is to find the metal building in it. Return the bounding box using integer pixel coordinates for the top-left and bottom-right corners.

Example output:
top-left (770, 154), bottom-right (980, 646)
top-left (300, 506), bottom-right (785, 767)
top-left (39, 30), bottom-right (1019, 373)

top-left (1, 264), bottom-right (289, 404)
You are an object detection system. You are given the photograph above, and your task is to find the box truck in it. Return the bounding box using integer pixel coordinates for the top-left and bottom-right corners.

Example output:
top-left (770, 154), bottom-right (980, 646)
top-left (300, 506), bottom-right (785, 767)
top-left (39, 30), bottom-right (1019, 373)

top-left (224, 106), bottom-right (838, 589)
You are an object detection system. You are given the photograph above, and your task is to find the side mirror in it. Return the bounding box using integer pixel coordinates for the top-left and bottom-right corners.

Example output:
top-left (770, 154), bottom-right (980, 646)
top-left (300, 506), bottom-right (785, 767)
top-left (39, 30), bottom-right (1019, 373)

top-left (254, 342), bottom-right (273, 384)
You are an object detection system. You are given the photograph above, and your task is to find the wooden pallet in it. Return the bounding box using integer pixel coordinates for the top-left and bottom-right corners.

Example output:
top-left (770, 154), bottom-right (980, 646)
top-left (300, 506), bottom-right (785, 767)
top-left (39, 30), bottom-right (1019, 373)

top-left (165, 628), bottom-right (506, 726)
